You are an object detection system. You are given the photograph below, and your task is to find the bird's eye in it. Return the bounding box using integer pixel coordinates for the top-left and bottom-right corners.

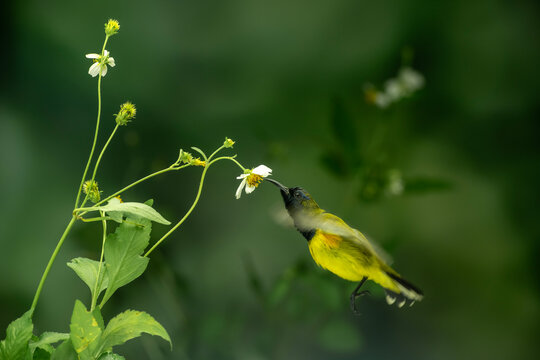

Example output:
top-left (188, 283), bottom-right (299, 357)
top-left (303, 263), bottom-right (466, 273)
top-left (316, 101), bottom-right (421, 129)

top-left (294, 191), bottom-right (302, 198)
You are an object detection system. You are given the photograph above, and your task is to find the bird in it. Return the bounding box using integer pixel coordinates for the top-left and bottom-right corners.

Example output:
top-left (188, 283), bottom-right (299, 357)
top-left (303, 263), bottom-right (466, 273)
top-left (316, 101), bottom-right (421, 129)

top-left (265, 178), bottom-right (423, 313)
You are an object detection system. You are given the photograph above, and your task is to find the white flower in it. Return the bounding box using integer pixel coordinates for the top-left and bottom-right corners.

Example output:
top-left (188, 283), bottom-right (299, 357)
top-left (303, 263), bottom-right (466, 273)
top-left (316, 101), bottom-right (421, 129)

top-left (398, 67), bottom-right (425, 93)
top-left (235, 165), bottom-right (272, 199)
top-left (85, 50), bottom-right (116, 77)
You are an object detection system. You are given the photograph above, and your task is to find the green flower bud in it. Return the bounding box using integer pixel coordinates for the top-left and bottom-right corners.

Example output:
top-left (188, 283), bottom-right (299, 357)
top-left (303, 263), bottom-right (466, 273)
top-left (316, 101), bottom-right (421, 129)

top-left (115, 102), bottom-right (136, 126)
top-left (82, 180), bottom-right (102, 203)
top-left (223, 137), bottom-right (235, 148)
top-left (105, 19), bottom-right (120, 36)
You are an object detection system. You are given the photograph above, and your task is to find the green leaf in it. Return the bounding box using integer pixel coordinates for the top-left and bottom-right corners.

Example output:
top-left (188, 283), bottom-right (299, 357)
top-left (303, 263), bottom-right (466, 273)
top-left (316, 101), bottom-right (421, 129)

top-left (100, 217), bottom-right (151, 306)
top-left (98, 353), bottom-right (125, 360)
top-left (69, 300), bottom-right (103, 360)
top-left (100, 310), bottom-right (171, 350)
top-left (0, 309), bottom-right (34, 360)
top-left (27, 332), bottom-right (69, 359)
top-left (67, 258), bottom-right (109, 300)
top-left (98, 198), bottom-right (170, 225)
top-left (50, 339), bottom-right (77, 360)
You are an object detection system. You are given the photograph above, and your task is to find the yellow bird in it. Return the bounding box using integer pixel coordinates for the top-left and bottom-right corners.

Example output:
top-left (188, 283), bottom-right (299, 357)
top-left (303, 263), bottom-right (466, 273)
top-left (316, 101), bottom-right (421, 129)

top-left (266, 178), bottom-right (423, 312)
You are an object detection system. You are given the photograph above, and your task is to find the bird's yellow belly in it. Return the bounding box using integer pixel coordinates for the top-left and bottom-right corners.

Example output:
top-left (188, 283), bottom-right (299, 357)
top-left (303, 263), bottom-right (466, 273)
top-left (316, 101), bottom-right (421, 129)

top-left (308, 231), bottom-right (373, 282)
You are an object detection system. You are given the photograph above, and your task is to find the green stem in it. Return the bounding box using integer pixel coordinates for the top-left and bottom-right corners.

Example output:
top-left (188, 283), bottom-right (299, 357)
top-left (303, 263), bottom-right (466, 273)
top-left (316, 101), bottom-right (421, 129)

top-left (144, 165), bottom-right (209, 257)
top-left (31, 216), bottom-right (77, 312)
top-left (91, 211), bottom-right (107, 311)
top-left (74, 35), bottom-right (110, 210)
top-left (80, 124), bottom-right (120, 209)
top-left (207, 145), bottom-right (226, 162)
top-left (209, 156), bottom-right (245, 171)
top-left (144, 157), bottom-right (247, 257)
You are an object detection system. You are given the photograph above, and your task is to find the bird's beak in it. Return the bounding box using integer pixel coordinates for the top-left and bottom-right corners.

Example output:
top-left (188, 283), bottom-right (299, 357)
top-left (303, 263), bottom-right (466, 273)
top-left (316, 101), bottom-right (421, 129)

top-left (265, 178), bottom-right (289, 195)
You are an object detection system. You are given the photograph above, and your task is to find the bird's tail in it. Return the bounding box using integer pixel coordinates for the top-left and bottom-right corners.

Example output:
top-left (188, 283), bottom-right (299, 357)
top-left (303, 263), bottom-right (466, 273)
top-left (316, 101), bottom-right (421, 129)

top-left (383, 271), bottom-right (424, 308)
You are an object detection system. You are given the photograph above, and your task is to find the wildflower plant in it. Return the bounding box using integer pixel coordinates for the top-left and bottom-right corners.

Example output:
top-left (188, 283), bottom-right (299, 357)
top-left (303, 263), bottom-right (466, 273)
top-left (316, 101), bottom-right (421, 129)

top-left (0, 19), bottom-right (272, 359)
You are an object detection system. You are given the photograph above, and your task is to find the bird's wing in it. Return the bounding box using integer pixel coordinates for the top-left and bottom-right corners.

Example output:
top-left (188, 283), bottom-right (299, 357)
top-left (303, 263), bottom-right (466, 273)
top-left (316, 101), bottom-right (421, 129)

top-left (316, 213), bottom-right (393, 265)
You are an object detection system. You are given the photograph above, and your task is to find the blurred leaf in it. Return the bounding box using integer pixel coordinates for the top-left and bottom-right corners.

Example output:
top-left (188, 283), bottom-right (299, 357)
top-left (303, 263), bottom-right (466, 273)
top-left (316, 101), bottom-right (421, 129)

top-left (404, 177), bottom-right (453, 194)
top-left (320, 149), bottom-right (354, 177)
top-left (318, 320), bottom-right (362, 353)
top-left (0, 309), bottom-right (33, 360)
top-left (69, 300), bottom-right (102, 360)
top-left (101, 217), bottom-right (151, 306)
top-left (98, 198), bottom-right (170, 225)
top-left (330, 98), bottom-right (358, 153)
top-left (67, 258), bottom-right (109, 300)
top-left (50, 340), bottom-right (77, 360)
top-left (98, 353), bottom-right (125, 360)
top-left (99, 310), bottom-right (171, 350)
top-left (243, 254), bottom-right (265, 300)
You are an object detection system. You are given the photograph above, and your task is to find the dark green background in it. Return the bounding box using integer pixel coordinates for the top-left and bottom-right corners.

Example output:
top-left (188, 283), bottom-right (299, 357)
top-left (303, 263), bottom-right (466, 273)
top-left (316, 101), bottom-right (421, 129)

top-left (1, 0), bottom-right (539, 359)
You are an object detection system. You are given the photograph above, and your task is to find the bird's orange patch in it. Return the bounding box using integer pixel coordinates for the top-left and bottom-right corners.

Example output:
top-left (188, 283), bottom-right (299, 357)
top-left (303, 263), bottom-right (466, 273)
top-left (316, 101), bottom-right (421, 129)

top-left (319, 232), bottom-right (342, 248)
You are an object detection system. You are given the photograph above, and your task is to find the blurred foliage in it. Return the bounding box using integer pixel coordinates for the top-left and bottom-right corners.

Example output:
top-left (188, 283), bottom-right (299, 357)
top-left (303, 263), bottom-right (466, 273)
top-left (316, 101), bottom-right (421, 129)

top-left (1, 0), bottom-right (540, 359)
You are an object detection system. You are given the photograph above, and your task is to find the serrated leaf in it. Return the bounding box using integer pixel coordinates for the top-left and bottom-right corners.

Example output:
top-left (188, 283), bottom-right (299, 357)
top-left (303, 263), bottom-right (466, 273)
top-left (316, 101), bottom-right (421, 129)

top-left (98, 198), bottom-right (170, 225)
top-left (99, 310), bottom-right (171, 350)
top-left (50, 339), bottom-right (77, 360)
top-left (67, 258), bottom-right (109, 300)
top-left (0, 309), bottom-right (33, 360)
top-left (100, 217), bottom-right (151, 306)
top-left (69, 300), bottom-right (102, 359)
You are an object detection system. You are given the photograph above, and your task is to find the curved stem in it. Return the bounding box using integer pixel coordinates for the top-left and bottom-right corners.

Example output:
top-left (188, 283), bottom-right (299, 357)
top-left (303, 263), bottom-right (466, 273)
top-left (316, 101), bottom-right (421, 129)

top-left (144, 165), bottom-right (209, 257)
top-left (80, 124), bottom-right (120, 209)
top-left (74, 35), bottom-right (110, 210)
top-left (91, 211), bottom-right (107, 311)
top-left (209, 156), bottom-right (245, 171)
top-left (31, 216), bottom-right (77, 312)
top-left (207, 145), bottom-right (226, 162)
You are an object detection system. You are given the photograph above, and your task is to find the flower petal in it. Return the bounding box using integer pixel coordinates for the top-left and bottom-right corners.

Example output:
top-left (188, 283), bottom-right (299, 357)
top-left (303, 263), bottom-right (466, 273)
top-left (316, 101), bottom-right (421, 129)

top-left (100, 65), bottom-right (108, 77)
top-left (245, 184), bottom-right (256, 194)
top-left (88, 62), bottom-right (101, 77)
top-left (86, 53), bottom-right (99, 59)
top-left (252, 165), bottom-right (272, 177)
top-left (107, 57), bottom-right (116, 67)
top-left (235, 178), bottom-right (247, 199)
top-left (103, 50), bottom-right (109, 56)
top-left (236, 173), bottom-right (249, 180)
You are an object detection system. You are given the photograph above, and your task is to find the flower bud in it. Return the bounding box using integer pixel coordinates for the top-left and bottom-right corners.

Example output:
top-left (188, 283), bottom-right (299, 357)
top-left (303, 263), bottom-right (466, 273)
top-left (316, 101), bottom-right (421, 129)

top-left (191, 158), bottom-right (206, 167)
top-left (105, 19), bottom-right (120, 36)
top-left (83, 180), bottom-right (102, 203)
top-left (179, 151), bottom-right (193, 164)
top-left (223, 137), bottom-right (235, 148)
top-left (115, 102), bottom-right (136, 126)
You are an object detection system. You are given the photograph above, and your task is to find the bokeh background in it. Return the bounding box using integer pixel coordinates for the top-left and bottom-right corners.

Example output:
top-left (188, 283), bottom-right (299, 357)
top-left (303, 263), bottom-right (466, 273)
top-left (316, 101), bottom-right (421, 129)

top-left (1, 0), bottom-right (539, 359)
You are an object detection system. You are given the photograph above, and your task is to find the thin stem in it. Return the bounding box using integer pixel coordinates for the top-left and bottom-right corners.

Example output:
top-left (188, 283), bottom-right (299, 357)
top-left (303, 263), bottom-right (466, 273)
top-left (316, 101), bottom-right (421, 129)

top-left (31, 216), bottom-right (77, 312)
top-left (91, 211), bottom-right (107, 311)
top-left (143, 156), bottom-right (247, 257)
top-left (144, 165), bottom-right (209, 257)
top-left (75, 164), bottom-right (190, 218)
top-left (207, 145), bottom-right (226, 162)
top-left (80, 124), bottom-right (120, 209)
top-left (209, 156), bottom-right (245, 171)
top-left (74, 35), bottom-right (110, 210)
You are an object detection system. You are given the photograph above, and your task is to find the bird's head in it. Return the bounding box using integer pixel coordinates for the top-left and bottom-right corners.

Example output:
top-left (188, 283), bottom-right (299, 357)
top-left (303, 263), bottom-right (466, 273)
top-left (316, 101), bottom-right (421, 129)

top-left (265, 178), bottom-right (320, 214)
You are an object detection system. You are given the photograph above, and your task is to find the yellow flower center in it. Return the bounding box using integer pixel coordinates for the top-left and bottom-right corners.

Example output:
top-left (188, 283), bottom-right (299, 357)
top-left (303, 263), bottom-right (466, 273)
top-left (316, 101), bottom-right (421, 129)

top-left (246, 173), bottom-right (263, 187)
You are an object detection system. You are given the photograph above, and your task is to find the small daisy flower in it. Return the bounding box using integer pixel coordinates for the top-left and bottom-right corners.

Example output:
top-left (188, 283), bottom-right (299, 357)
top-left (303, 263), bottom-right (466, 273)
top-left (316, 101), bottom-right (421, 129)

top-left (86, 50), bottom-right (116, 77)
top-left (235, 165), bottom-right (272, 199)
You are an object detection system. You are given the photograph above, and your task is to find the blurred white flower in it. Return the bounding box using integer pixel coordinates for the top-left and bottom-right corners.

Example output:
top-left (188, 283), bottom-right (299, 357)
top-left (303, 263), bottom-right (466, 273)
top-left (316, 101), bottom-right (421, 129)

top-left (86, 50), bottom-right (116, 77)
top-left (236, 165), bottom-right (272, 199)
top-left (399, 67), bottom-right (425, 93)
